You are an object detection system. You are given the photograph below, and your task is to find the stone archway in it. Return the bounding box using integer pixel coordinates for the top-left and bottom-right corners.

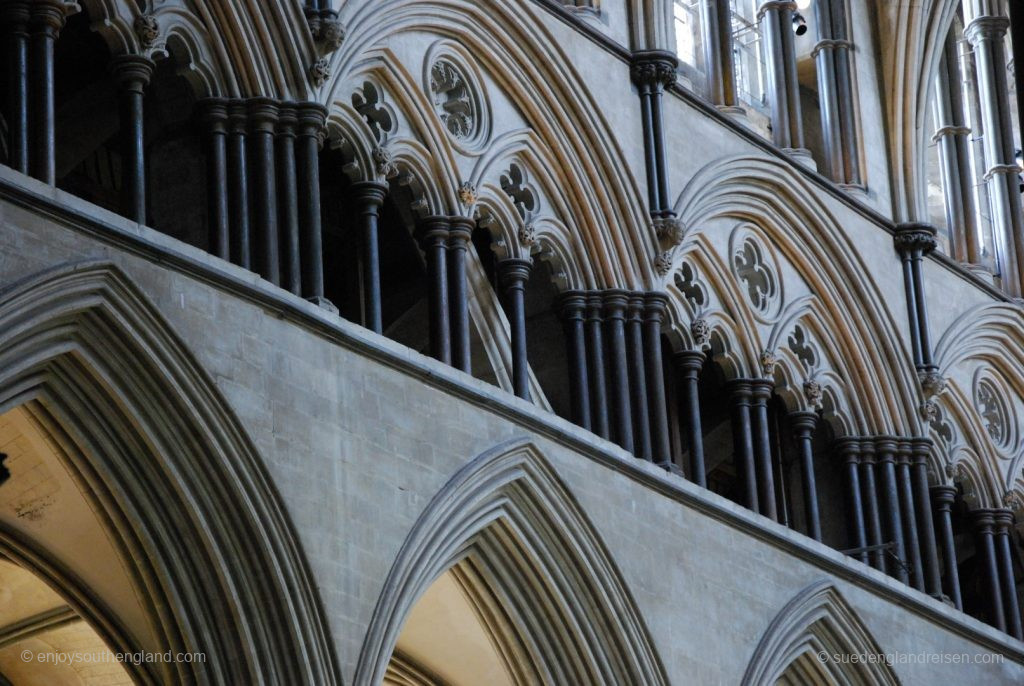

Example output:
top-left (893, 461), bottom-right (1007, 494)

top-left (0, 261), bottom-right (339, 685)
top-left (354, 438), bottom-right (668, 686)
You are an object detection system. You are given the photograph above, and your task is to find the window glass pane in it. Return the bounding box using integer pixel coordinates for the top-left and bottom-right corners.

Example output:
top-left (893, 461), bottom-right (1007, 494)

top-left (730, 0), bottom-right (768, 113)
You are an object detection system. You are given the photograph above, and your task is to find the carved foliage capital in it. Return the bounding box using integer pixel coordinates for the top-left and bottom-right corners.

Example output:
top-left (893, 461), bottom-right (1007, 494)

top-left (893, 222), bottom-right (938, 256)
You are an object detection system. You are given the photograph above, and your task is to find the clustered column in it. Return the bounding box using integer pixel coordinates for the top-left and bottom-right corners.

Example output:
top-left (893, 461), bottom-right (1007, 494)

top-left (930, 485), bottom-right (963, 610)
top-left (350, 181), bottom-right (388, 332)
top-left (964, 13), bottom-right (1024, 296)
top-left (2, 0), bottom-right (31, 174)
top-left (931, 29), bottom-right (981, 264)
top-left (559, 292), bottom-right (591, 431)
top-left (417, 217), bottom-right (452, 365)
top-left (838, 436), bottom-right (943, 594)
top-left (557, 290), bottom-right (676, 468)
top-left (699, 0), bottom-right (739, 110)
top-left (791, 412), bottom-right (822, 541)
top-left (758, 1), bottom-right (806, 155)
top-left (448, 218), bottom-right (474, 373)
top-left (676, 349), bottom-right (707, 486)
top-left (499, 258), bottom-right (533, 400)
top-left (811, 0), bottom-right (860, 185)
top-left (994, 510), bottom-right (1023, 640)
top-left (200, 99), bottom-right (329, 305)
top-left (3, 0), bottom-right (70, 184)
top-left (893, 223), bottom-right (937, 372)
top-left (629, 51), bottom-right (677, 218)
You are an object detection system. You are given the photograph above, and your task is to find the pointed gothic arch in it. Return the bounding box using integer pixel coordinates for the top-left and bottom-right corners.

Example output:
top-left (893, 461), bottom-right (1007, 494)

top-left (741, 580), bottom-right (901, 686)
top-left (0, 261), bottom-right (339, 685)
top-left (353, 437), bottom-right (669, 686)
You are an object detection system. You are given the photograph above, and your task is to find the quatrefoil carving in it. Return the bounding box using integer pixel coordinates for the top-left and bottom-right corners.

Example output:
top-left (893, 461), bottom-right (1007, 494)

top-left (352, 82), bottom-right (394, 143)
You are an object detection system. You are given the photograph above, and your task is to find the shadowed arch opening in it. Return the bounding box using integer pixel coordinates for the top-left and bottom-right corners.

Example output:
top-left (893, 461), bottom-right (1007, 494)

top-left (741, 580), bottom-right (900, 686)
top-left (0, 260), bottom-right (339, 685)
top-left (354, 438), bottom-right (668, 686)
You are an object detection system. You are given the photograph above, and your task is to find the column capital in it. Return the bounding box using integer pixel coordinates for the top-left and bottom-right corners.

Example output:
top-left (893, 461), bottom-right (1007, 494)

top-left (276, 103), bottom-right (298, 136)
top-left (199, 98), bottom-right (230, 132)
top-left (931, 484), bottom-right (958, 507)
top-left (350, 180), bottom-right (388, 207)
top-left (247, 97), bottom-right (280, 134)
top-left (558, 290), bottom-right (588, 320)
top-left (643, 291), bottom-right (670, 323)
top-left (895, 438), bottom-right (916, 465)
top-left (970, 508), bottom-right (998, 533)
top-left (674, 349), bottom-right (705, 374)
top-left (29, 0), bottom-right (68, 33)
top-left (789, 410), bottom-right (818, 434)
top-left (911, 437), bottom-right (933, 464)
top-left (1, 1), bottom-right (31, 26)
top-left (296, 101), bottom-right (328, 138)
top-left (626, 292), bottom-right (645, 322)
top-left (448, 217), bottom-right (475, 244)
top-left (585, 292), bottom-right (604, 319)
top-left (109, 54), bottom-right (155, 92)
top-left (726, 378), bottom-right (753, 402)
top-left (811, 38), bottom-right (853, 59)
top-left (874, 436), bottom-right (899, 461)
top-left (416, 215), bottom-right (450, 247)
top-left (993, 508), bottom-right (1016, 533)
top-left (750, 378), bottom-right (774, 402)
top-left (602, 289), bottom-right (630, 319)
top-left (757, 0), bottom-right (798, 20)
top-left (228, 100), bottom-right (249, 134)
top-left (893, 222), bottom-right (938, 256)
top-left (629, 50), bottom-right (678, 89)
top-left (834, 436), bottom-right (863, 464)
top-left (498, 258), bottom-right (533, 290)
top-left (965, 15), bottom-right (1010, 46)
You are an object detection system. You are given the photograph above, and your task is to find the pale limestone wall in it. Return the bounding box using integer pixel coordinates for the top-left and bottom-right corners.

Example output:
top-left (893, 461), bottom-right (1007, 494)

top-left (2, 172), bottom-right (1022, 684)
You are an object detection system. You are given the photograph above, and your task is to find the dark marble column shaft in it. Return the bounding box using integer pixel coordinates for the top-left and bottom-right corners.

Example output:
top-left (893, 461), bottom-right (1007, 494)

top-left (994, 510), bottom-right (1023, 640)
top-left (275, 105), bottom-right (301, 295)
top-left (837, 438), bottom-right (867, 562)
top-left (110, 55), bottom-right (154, 225)
top-left (911, 439), bottom-right (943, 597)
top-left (860, 443), bottom-right (886, 572)
top-left (643, 293), bottom-right (672, 468)
top-left (604, 290), bottom-right (633, 452)
top-left (351, 182), bottom-right (388, 333)
top-left (896, 442), bottom-right (924, 591)
top-left (791, 411), bottom-right (821, 541)
top-left (931, 485), bottom-right (963, 610)
top-left (29, 0), bottom-right (66, 184)
top-left (448, 217), bottom-right (474, 373)
top-left (560, 292), bottom-right (591, 430)
top-left (585, 293), bottom-right (610, 439)
top-left (419, 217), bottom-right (452, 365)
top-left (677, 351), bottom-right (706, 487)
top-left (249, 98), bottom-right (280, 285)
top-left (499, 258), bottom-right (532, 400)
top-left (751, 379), bottom-right (778, 521)
top-left (296, 103), bottom-right (328, 304)
top-left (626, 294), bottom-right (652, 461)
top-left (201, 99), bottom-right (230, 261)
top-left (878, 438), bottom-right (909, 584)
top-left (3, 1), bottom-right (30, 174)
top-left (227, 102), bottom-right (251, 270)
top-left (973, 509), bottom-right (1007, 632)
top-left (728, 379), bottom-right (756, 509)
